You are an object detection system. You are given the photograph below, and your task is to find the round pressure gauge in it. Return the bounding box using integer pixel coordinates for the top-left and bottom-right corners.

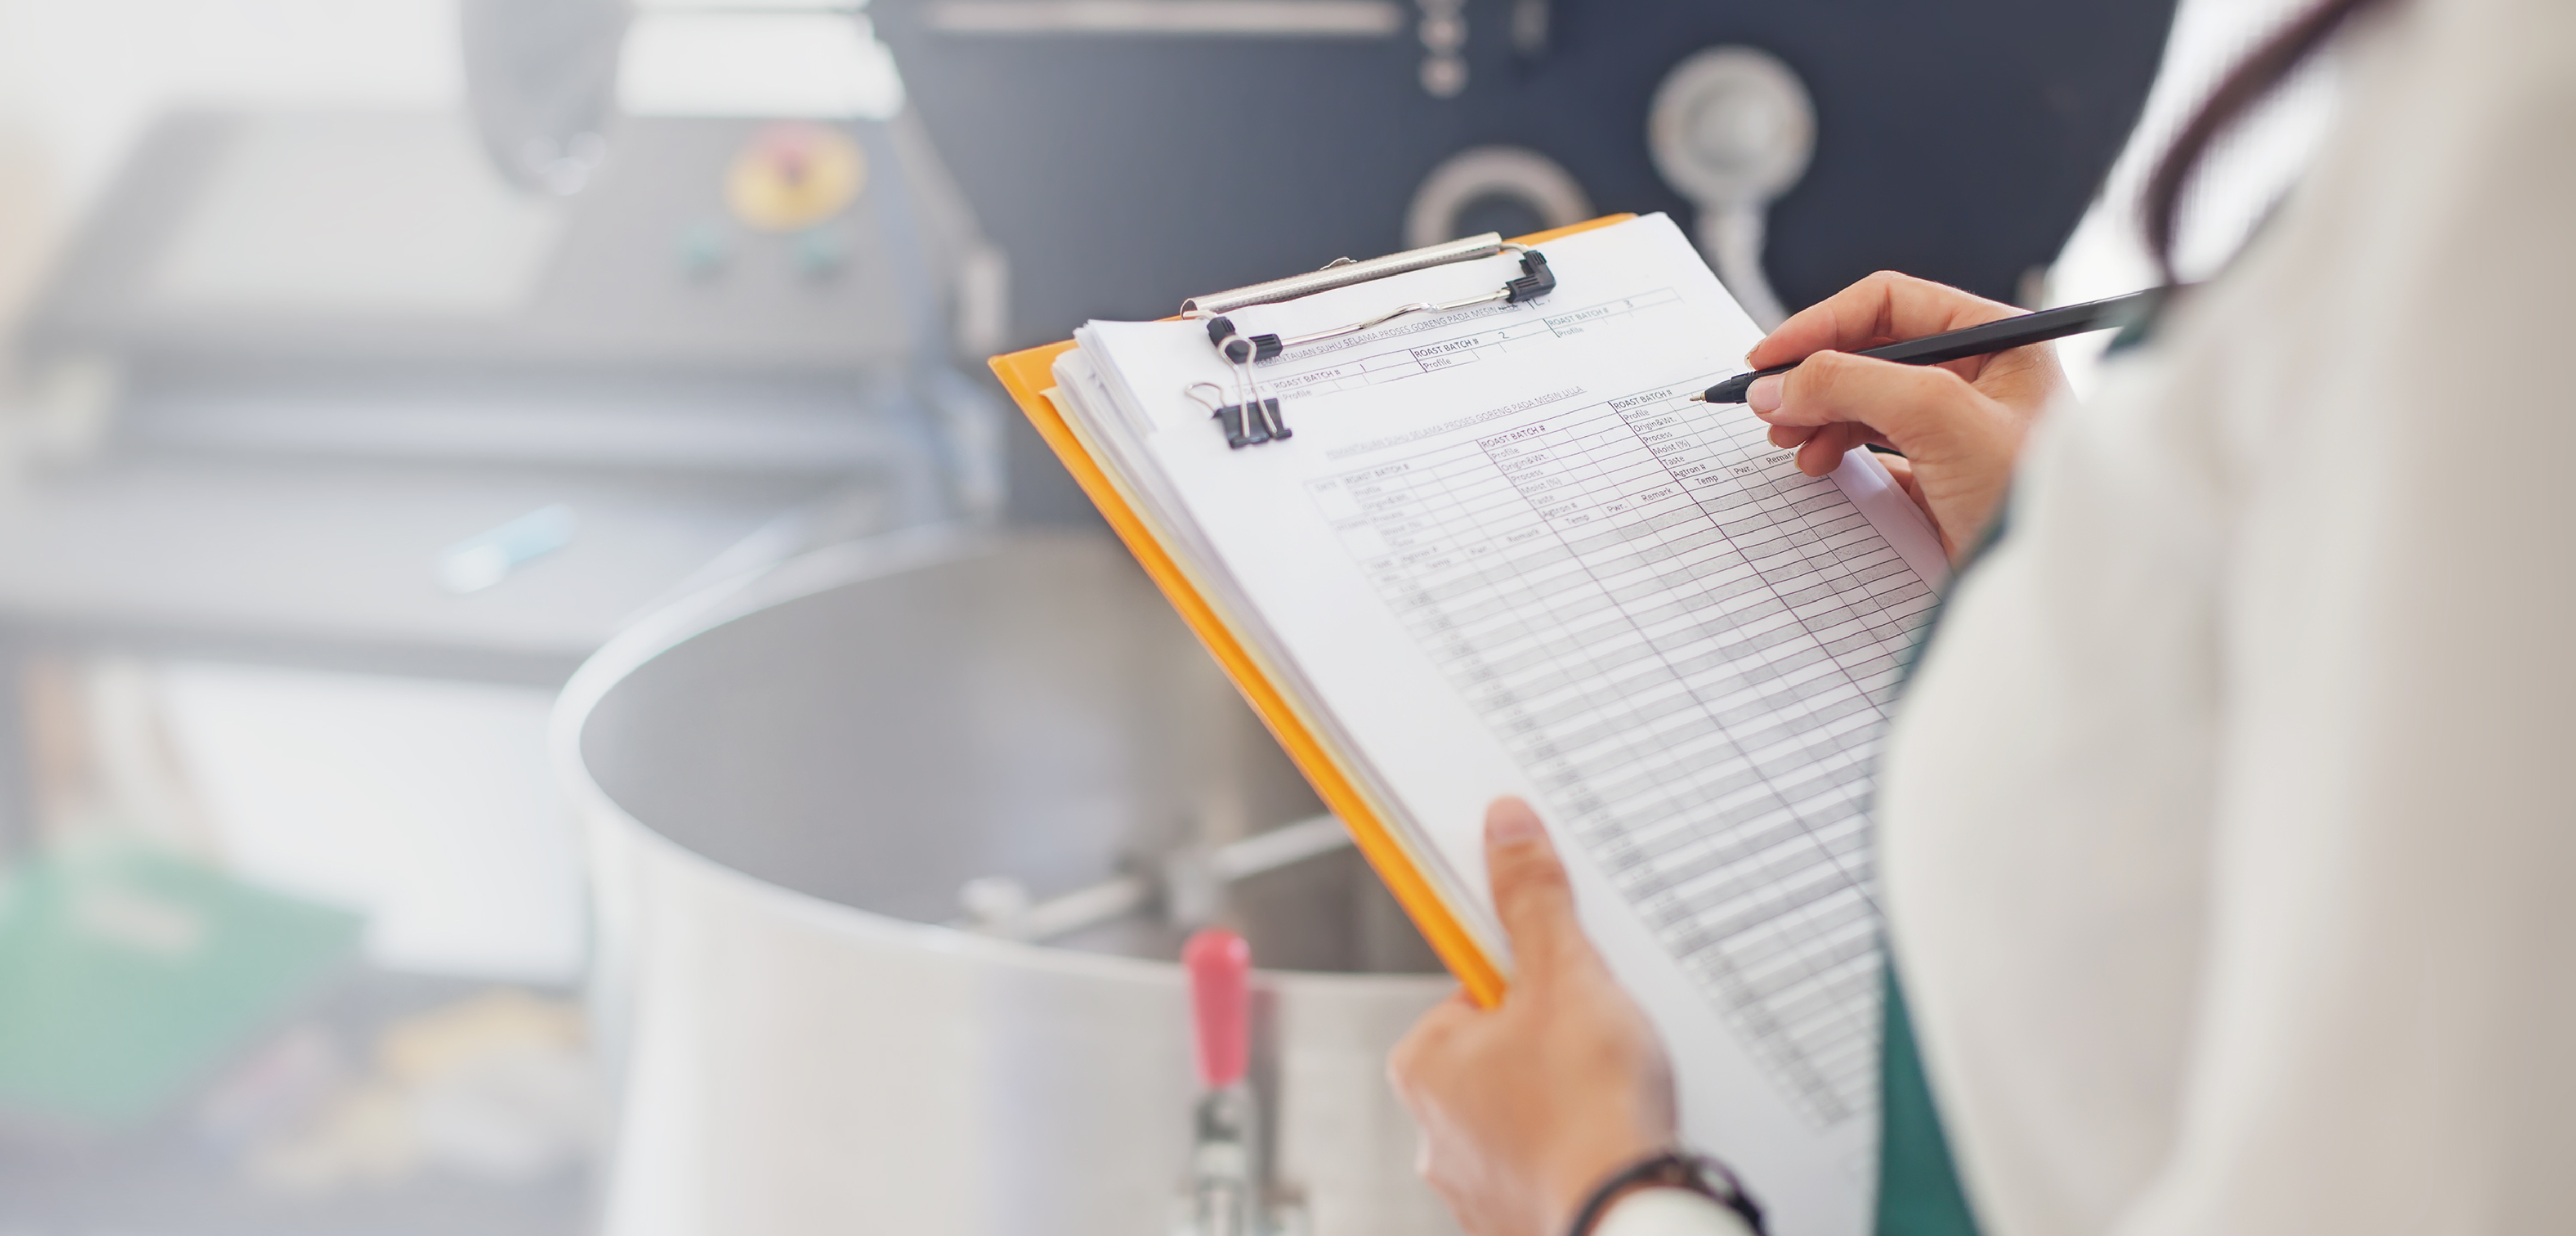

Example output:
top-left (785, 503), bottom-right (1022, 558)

top-left (1404, 146), bottom-right (1594, 250)
top-left (1648, 46), bottom-right (1817, 210)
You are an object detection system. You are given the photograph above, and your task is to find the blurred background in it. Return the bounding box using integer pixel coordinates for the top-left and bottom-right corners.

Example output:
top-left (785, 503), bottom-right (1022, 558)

top-left (0, 1), bottom-right (2328, 1233)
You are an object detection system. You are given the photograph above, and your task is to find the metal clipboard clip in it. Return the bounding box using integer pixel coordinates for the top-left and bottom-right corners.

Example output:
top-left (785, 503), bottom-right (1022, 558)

top-left (1177, 232), bottom-right (1557, 449)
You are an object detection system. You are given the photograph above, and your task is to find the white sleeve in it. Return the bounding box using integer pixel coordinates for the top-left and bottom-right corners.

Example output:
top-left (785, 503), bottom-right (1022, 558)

top-left (1590, 1187), bottom-right (1757, 1236)
top-left (1875, 4), bottom-right (2576, 1233)
top-left (2114, 21), bottom-right (2576, 1235)
top-left (2101, 2), bottom-right (2576, 1231)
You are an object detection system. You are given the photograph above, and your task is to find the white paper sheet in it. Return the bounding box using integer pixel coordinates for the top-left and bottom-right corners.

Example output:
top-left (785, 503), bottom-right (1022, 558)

top-left (1059, 215), bottom-right (1947, 1235)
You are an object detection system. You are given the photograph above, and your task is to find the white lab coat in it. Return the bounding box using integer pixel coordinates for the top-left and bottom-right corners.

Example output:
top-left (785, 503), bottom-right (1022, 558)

top-left (1601, 0), bottom-right (2576, 1231)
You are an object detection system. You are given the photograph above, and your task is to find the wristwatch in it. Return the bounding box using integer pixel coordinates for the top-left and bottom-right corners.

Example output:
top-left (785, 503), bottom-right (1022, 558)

top-left (1565, 1150), bottom-right (1767, 1236)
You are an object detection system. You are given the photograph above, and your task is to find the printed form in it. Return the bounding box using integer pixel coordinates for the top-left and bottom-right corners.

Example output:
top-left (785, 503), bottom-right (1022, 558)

top-left (1062, 216), bottom-right (1945, 1235)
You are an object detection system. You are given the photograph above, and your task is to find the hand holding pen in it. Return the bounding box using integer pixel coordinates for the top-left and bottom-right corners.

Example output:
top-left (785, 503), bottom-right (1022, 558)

top-left (1694, 286), bottom-right (2167, 405)
top-left (1718, 273), bottom-right (2144, 560)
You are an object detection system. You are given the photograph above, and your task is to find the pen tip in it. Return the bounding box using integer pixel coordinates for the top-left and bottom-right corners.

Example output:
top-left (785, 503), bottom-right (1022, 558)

top-left (1686, 392), bottom-right (1706, 402)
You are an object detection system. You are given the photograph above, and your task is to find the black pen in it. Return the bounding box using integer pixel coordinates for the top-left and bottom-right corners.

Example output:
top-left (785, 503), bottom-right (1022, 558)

top-left (1689, 286), bottom-right (2172, 404)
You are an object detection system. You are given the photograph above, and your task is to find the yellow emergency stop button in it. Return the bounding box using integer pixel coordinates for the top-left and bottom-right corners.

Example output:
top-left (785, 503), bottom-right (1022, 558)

top-left (725, 123), bottom-right (865, 232)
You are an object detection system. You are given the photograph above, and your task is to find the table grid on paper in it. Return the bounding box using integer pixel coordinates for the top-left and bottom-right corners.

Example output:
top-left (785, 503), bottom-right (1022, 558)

top-left (1306, 384), bottom-right (1937, 1127)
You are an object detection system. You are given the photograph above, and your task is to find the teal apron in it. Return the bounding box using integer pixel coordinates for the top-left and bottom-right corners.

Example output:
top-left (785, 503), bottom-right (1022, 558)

top-left (1869, 511), bottom-right (2000, 1236)
top-left (1876, 974), bottom-right (1980, 1235)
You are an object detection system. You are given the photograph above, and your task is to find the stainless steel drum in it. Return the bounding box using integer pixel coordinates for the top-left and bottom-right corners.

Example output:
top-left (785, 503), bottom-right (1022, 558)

top-left (559, 527), bottom-right (1462, 1235)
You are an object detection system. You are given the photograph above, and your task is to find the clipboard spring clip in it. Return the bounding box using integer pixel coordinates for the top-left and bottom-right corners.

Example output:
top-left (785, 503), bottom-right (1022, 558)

top-left (1198, 248), bottom-right (1555, 368)
top-left (1181, 234), bottom-right (1557, 449)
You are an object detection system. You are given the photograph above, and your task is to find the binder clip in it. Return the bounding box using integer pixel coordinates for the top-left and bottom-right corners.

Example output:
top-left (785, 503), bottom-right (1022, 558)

top-left (1180, 233), bottom-right (1557, 449)
top-left (1194, 320), bottom-right (1290, 449)
top-left (1188, 382), bottom-right (1289, 450)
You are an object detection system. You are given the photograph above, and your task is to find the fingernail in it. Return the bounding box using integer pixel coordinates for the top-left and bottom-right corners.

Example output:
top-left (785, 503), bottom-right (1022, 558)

top-left (1747, 374), bottom-right (1784, 415)
top-left (1486, 798), bottom-right (1543, 844)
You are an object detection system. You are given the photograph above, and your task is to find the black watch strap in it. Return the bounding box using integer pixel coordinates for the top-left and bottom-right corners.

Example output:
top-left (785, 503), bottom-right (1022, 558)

top-left (1564, 1150), bottom-right (1766, 1236)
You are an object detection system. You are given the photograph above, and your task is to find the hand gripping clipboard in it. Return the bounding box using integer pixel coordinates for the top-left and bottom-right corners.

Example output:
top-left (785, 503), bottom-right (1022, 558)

top-left (989, 215), bottom-right (1633, 1006)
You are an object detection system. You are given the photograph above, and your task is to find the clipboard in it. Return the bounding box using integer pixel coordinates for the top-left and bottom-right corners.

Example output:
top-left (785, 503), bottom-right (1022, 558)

top-left (990, 214), bottom-right (1633, 1006)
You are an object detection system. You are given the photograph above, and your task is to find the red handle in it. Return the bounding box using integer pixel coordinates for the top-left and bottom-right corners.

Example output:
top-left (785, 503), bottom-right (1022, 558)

top-left (1183, 928), bottom-right (1251, 1089)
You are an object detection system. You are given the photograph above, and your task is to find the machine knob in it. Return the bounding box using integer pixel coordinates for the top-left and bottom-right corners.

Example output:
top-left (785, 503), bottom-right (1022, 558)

top-left (1184, 928), bottom-right (1251, 1089)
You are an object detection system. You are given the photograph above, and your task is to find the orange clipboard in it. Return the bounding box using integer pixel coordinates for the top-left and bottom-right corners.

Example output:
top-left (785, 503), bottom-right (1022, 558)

top-left (989, 215), bottom-right (1633, 1007)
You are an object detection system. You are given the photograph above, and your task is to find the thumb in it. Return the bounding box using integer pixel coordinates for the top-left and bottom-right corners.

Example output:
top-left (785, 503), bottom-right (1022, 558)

top-left (1750, 349), bottom-right (1982, 457)
top-left (1483, 797), bottom-right (1589, 984)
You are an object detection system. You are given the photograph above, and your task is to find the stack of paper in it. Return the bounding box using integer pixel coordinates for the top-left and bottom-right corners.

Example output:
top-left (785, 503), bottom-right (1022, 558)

top-left (997, 214), bottom-right (1946, 1235)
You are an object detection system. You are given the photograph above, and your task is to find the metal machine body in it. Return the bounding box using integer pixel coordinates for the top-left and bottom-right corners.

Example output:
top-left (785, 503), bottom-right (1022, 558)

top-left (871, 0), bottom-right (2180, 344)
top-left (563, 529), bottom-right (1459, 1235)
top-left (0, 107), bottom-right (1008, 862)
top-left (18, 108), bottom-right (999, 489)
top-left (26, 112), bottom-right (983, 373)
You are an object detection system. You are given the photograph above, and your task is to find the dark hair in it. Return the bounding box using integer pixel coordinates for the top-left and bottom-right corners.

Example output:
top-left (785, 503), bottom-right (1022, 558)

top-left (2143, 0), bottom-right (2392, 282)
